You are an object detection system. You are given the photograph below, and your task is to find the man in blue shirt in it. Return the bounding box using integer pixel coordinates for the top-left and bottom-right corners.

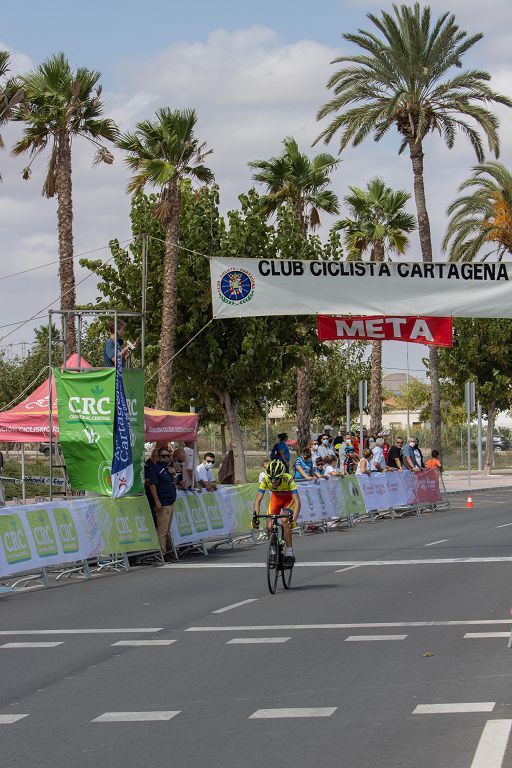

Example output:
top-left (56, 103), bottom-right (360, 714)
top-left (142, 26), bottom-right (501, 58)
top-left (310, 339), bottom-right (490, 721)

top-left (275, 432), bottom-right (291, 471)
top-left (149, 447), bottom-right (177, 556)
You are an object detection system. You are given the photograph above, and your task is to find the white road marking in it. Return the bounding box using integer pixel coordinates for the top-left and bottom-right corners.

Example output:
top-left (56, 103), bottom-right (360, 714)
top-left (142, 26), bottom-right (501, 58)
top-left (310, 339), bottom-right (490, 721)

top-left (227, 637), bottom-right (290, 644)
top-left (186, 619), bottom-right (512, 632)
top-left (464, 633), bottom-right (510, 639)
top-left (470, 719), bottom-right (512, 768)
top-left (0, 628), bottom-right (163, 636)
top-left (249, 708), bottom-right (337, 719)
top-left (495, 523), bottom-right (512, 528)
top-left (212, 599), bottom-right (258, 614)
top-left (111, 640), bottom-right (177, 647)
top-left (0, 714), bottom-right (29, 724)
top-left (166, 557), bottom-right (512, 568)
top-left (92, 711), bottom-right (180, 722)
top-left (413, 703), bottom-right (495, 714)
top-left (0, 642), bottom-right (64, 648)
top-left (345, 635), bottom-right (407, 642)
top-left (336, 565), bottom-right (361, 573)
top-left (424, 539), bottom-right (449, 546)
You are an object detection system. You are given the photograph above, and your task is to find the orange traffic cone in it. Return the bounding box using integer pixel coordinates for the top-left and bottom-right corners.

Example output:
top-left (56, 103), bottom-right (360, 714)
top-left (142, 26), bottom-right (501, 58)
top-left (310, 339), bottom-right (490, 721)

top-left (466, 494), bottom-right (474, 508)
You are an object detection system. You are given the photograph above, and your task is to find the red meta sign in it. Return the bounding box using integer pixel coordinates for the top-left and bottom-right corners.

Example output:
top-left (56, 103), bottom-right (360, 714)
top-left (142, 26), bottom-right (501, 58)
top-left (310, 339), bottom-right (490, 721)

top-left (317, 315), bottom-right (453, 347)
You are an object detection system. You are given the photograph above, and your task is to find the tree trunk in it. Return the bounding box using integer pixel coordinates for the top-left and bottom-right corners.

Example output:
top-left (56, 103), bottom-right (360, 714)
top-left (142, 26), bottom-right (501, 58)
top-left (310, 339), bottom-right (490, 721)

top-left (369, 240), bottom-right (384, 434)
top-left (56, 130), bottom-right (76, 355)
top-left (219, 389), bottom-right (246, 483)
top-left (220, 423), bottom-right (227, 455)
top-left (484, 399), bottom-right (496, 475)
top-left (156, 180), bottom-right (180, 409)
top-left (296, 361), bottom-right (311, 451)
top-left (409, 141), bottom-right (441, 452)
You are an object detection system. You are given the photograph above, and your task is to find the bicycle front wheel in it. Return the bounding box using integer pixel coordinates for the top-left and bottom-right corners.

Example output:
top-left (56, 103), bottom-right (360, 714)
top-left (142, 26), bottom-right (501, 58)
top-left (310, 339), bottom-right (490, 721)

top-left (281, 557), bottom-right (293, 589)
top-left (266, 532), bottom-right (280, 594)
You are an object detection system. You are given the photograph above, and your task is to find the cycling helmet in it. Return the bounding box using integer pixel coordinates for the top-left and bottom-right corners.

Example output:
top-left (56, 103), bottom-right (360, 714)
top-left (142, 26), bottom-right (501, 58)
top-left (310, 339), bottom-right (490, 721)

top-left (266, 459), bottom-right (286, 480)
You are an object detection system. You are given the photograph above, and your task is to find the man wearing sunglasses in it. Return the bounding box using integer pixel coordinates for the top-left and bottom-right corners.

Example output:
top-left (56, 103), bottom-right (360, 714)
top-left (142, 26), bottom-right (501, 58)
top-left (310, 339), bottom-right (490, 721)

top-left (149, 447), bottom-right (177, 556)
top-left (387, 437), bottom-right (405, 471)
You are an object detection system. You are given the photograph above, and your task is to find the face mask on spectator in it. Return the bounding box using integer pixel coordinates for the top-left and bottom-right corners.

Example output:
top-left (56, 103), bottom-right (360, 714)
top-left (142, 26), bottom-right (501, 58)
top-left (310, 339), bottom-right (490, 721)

top-left (312, 443), bottom-right (318, 448)
top-left (322, 439), bottom-right (329, 446)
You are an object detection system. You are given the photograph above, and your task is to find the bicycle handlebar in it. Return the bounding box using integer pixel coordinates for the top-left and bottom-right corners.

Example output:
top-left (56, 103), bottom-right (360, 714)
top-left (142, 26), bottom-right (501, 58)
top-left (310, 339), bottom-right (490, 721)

top-left (253, 510), bottom-right (293, 520)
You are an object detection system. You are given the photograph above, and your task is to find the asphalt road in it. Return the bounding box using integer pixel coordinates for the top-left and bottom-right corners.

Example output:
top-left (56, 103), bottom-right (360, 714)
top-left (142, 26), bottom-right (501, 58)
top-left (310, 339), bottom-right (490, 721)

top-left (1, 489), bottom-right (512, 768)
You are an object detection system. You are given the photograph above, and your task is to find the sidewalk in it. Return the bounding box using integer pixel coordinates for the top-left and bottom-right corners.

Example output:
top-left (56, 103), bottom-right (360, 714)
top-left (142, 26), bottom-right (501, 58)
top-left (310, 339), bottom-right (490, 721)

top-left (442, 468), bottom-right (512, 493)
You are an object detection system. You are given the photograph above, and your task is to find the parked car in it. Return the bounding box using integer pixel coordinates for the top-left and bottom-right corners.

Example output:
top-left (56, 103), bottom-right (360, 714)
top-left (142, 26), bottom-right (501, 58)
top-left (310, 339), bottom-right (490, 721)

top-left (38, 442), bottom-right (59, 457)
top-left (482, 435), bottom-right (511, 452)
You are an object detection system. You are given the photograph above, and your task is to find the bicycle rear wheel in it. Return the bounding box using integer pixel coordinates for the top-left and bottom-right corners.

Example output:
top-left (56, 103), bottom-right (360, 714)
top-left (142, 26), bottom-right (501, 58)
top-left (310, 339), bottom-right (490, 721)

top-left (266, 532), bottom-right (280, 594)
top-left (281, 556), bottom-right (293, 589)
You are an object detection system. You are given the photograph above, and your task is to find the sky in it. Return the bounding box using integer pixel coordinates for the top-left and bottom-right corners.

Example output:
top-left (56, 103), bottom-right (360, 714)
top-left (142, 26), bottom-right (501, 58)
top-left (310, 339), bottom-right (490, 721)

top-left (1, 0), bottom-right (512, 382)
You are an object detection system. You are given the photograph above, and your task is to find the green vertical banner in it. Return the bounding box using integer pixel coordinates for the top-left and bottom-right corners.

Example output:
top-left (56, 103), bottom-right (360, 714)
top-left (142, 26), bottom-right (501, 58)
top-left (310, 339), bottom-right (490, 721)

top-left (121, 369), bottom-right (145, 495)
top-left (54, 368), bottom-right (116, 494)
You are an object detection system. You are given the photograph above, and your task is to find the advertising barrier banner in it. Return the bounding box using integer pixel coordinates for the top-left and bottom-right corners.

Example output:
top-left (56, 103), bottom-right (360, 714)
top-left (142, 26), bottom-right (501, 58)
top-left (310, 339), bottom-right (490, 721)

top-left (210, 257), bottom-right (512, 319)
top-left (317, 315), bottom-right (453, 347)
top-left (356, 468), bottom-right (442, 510)
top-left (0, 495), bottom-right (158, 578)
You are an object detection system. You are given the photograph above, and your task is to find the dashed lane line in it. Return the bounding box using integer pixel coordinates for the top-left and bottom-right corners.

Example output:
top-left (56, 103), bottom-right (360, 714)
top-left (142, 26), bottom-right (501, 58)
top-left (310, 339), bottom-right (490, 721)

top-left (0, 642), bottom-right (64, 648)
top-left (413, 703), bottom-right (495, 714)
top-left (0, 628), bottom-right (163, 636)
top-left (470, 719), bottom-right (512, 768)
top-left (496, 523), bottom-right (512, 528)
top-left (92, 711), bottom-right (181, 722)
top-left (227, 637), bottom-right (290, 644)
top-left (249, 708), bottom-right (337, 719)
top-left (111, 640), bottom-right (177, 647)
top-left (424, 539), bottom-right (449, 546)
top-left (464, 633), bottom-right (510, 639)
top-left (212, 599), bottom-right (258, 614)
top-left (345, 635), bottom-right (407, 642)
top-left (0, 714), bottom-right (29, 724)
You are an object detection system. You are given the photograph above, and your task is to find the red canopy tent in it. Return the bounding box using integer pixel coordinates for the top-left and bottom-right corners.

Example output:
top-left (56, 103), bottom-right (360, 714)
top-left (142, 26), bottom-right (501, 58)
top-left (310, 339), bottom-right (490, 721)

top-left (0, 354), bottom-right (199, 443)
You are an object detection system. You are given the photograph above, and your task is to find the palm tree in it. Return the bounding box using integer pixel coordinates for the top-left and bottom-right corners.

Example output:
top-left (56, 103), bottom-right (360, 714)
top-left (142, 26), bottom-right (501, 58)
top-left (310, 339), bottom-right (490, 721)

top-left (250, 137), bottom-right (340, 450)
top-left (12, 53), bottom-right (117, 354)
top-left (118, 108), bottom-right (213, 409)
top-left (316, 2), bottom-right (512, 453)
top-left (0, 50), bottom-right (23, 175)
top-left (443, 161), bottom-right (512, 262)
top-left (335, 178), bottom-right (416, 433)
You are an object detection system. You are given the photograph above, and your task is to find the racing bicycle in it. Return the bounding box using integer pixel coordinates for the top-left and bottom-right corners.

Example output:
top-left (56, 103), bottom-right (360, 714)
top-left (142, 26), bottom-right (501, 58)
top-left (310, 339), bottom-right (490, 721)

top-left (253, 510), bottom-right (294, 594)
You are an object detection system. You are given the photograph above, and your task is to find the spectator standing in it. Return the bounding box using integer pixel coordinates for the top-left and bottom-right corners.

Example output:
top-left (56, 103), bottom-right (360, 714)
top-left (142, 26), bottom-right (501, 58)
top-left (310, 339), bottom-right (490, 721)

top-left (196, 452), bottom-right (218, 491)
top-left (403, 438), bottom-right (421, 471)
top-left (413, 437), bottom-right (425, 469)
top-left (323, 455), bottom-right (344, 477)
top-left (356, 449), bottom-right (373, 476)
top-left (172, 447), bottom-right (192, 489)
top-left (371, 438), bottom-right (386, 472)
top-left (149, 447), bottom-right (177, 556)
top-left (317, 434), bottom-right (335, 460)
top-left (294, 448), bottom-right (315, 481)
top-left (103, 320), bottom-right (138, 367)
top-left (426, 449), bottom-right (443, 472)
top-left (387, 437), bottom-right (404, 471)
top-left (272, 433), bottom-right (291, 472)
top-left (144, 447), bottom-right (159, 526)
top-left (309, 439), bottom-right (320, 467)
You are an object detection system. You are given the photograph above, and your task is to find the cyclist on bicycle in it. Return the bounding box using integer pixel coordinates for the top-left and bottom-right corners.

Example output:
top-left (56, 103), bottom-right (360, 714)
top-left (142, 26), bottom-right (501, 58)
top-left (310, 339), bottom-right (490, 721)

top-left (253, 459), bottom-right (301, 567)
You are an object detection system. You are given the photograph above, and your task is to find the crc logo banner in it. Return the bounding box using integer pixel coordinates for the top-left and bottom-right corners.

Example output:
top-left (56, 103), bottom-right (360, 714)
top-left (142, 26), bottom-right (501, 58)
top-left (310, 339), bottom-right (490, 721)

top-left (54, 368), bottom-right (116, 494)
top-left (317, 315), bottom-right (453, 347)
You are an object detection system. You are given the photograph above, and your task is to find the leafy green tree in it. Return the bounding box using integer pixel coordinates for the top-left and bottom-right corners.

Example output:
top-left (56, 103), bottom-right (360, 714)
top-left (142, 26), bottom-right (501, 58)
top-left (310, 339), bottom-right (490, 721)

top-left (12, 53), bottom-right (117, 354)
top-left (0, 325), bottom-right (62, 410)
top-left (394, 377), bottom-right (431, 412)
top-left (439, 318), bottom-right (512, 472)
top-left (117, 108), bottom-right (213, 410)
top-left (443, 161), bottom-right (512, 262)
top-left (250, 136), bottom-right (340, 450)
top-left (334, 178), bottom-right (416, 433)
top-left (316, 2), bottom-right (512, 453)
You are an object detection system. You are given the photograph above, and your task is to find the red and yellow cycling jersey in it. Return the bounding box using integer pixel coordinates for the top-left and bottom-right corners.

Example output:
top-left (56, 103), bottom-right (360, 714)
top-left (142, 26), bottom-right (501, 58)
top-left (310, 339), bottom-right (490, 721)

top-left (257, 473), bottom-right (298, 495)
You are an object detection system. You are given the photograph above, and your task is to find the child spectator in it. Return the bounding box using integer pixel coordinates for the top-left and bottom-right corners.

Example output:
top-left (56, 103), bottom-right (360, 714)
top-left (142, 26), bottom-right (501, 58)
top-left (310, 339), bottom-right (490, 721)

top-left (314, 458), bottom-right (329, 480)
top-left (426, 449), bottom-right (443, 472)
top-left (343, 445), bottom-right (357, 475)
top-left (294, 448), bottom-right (314, 481)
top-left (323, 455), bottom-right (343, 477)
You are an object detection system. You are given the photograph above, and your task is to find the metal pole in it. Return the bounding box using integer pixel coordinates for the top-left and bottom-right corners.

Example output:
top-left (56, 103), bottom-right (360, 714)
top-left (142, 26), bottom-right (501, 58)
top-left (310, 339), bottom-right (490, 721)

top-left (346, 340), bottom-right (351, 433)
top-left (48, 312), bottom-right (53, 501)
top-left (141, 233), bottom-right (147, 369)
top-left (63, 313), bottom-right (67, 367)
top-left (460, 424), bottom-right (463, 466)
top-left (467, 414), bottom-right (471, 492)
top-left (406, 342), bottom-right (410, 441)
top-left (477, 401), bottom-right (483, 472)
top-left (21, 443), bottom-right (26, 503)
top-left (114, 311), bottom-right (118, 369)
top-left (264, 396), bottom-right (269, 456)
top-left (77, 313), bottom-right (82, 367)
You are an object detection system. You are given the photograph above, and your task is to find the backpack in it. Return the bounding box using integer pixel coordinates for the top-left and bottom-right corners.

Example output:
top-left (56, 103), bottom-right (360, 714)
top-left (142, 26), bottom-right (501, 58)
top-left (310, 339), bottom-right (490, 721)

top-left (270, 443), bottom-right (280, 460)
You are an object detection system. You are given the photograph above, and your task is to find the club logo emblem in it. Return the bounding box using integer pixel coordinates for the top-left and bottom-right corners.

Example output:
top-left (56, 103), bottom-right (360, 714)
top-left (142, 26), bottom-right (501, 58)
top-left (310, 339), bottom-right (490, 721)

top-left (217, 269), bottom-right (255, 305)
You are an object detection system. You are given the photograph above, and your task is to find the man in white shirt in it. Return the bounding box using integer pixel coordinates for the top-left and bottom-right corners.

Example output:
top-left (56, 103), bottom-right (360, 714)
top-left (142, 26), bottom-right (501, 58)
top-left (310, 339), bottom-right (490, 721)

top-left (196, 452), bottom-right (217, 491)
top-left (371, 438), bottom-right (386, 472)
